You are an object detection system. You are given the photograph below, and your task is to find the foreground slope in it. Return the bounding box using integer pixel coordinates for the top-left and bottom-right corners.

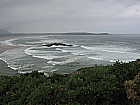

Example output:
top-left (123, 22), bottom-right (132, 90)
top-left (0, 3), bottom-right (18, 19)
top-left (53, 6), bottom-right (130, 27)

top-left (0, 61), bottom-right (140, 105)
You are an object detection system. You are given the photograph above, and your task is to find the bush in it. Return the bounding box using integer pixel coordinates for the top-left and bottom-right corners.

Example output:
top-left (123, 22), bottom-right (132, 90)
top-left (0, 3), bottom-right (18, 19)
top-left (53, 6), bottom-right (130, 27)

top-left (0, 61), bottom-right (140, 105)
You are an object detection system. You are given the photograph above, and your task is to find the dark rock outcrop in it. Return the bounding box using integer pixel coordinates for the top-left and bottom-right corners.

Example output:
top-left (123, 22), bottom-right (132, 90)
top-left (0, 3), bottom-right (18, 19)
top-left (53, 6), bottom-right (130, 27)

top-left (42, 43), bottom-right (73, 47)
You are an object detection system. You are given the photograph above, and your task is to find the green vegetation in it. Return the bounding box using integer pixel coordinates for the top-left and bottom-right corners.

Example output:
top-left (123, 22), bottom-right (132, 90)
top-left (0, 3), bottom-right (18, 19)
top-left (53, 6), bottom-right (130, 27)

top-left (0, 61), bottom-right (140, 105)
top-left (125, 72), bottom-right (140, 105)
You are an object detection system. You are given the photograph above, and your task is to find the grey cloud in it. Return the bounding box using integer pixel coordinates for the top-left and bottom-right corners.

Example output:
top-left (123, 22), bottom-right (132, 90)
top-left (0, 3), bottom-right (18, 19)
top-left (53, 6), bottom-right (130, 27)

top-left (0, 0), bottom-right (140, 33)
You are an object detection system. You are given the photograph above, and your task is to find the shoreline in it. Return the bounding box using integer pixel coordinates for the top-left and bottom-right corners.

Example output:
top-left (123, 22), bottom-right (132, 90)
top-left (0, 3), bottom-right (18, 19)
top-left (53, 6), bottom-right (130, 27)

top-left (0, 36), bottom-right (18, 75)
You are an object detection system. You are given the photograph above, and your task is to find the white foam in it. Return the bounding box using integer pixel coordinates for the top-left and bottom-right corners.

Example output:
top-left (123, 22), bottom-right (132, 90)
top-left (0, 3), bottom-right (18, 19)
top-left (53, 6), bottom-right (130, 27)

top-left (47, 57), bottom-right (80, 65)
top-left (109, 59), bottom-right (136, 63)
top-left (8, 65), bottom-right (18, 70)
top-left (81, 45), bottom-right (136, 54)
top-left (25, 41), bottom-right (44, 44)
top-left (42, 39), bottom-right (63, 44)
top-left (1, 38), bottom-right (17, 46)
top-left (81, 45), bottom-right (92, 50)
top-left (57, 47), bottom-right (91, 56)
top-left (72, 52), bottom-right (85, 56)
top-left (33, 55), bottom-right (64, 60)
top-left (0, 47), bottom-right (28, 72)
top-left (0, 58), bottom-right (18, 70)
top-left (24, 47), bottom-right (53, 55)
top-left (56, 48), bottom-right (70, 53)
top-left (18, 44), bottom-right (32, 47)
top-left (0, 47), bottom-right (27, 61)
top-left (87, 57), bottom-right (103, 60)
top-left (24, 36), bottom-right (47, 39)
top-left (1, 38), bottom-right (33, 47)
top-left (50, 45), bottom-right (69, 48)
top-left (51, 69), bottom-right (57, 72)
top-left (87, 51), bottom-right (140, 63)
top-left (24, 47), bottom-right (42, 56)
top-left (44, 73), bottom-right (50, 77)
top-left (38, 70), bottom-right (46, 73)
top-left (102, 49), bottom-right (127, 53)
top-left (24, 47), bottom-right (65, 60)
top-left (18, 71), bottom-right (32, 74)
top-left (0, 58), bottom-right (7, 63)
top-left (38, 69), bottom-right (57, 73)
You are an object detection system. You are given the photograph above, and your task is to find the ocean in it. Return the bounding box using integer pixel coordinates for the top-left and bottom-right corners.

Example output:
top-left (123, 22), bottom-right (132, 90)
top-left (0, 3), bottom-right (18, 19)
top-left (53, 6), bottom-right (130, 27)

top-left (0, 34), bottom-right (140, 74)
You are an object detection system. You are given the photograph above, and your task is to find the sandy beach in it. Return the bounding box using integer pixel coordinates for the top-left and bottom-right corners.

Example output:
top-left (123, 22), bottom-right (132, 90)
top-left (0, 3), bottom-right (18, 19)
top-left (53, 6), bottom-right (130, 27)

top-left (0, 44), bottom-right (17, 53)
top-left (0, 35), bottom-right (18, 75)
top-left (0, 35), bottom-right (18, 54)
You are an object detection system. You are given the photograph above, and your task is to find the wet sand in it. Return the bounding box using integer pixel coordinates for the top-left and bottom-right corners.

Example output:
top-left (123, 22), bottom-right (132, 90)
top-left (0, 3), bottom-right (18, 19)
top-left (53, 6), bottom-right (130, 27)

top-left (0, 35), bottom-right (18, 75)
top-left (0, 44), bottom-right (17, 53)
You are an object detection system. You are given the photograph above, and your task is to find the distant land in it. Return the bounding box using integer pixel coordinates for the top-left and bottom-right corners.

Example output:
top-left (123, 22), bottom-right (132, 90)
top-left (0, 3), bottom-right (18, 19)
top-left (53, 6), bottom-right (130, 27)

top-left (0, 29), bottom-right (110, 36)
top-left (0, 29), bottom-right (12, 35)
top-left (14, 32), bottom-right (110, 35)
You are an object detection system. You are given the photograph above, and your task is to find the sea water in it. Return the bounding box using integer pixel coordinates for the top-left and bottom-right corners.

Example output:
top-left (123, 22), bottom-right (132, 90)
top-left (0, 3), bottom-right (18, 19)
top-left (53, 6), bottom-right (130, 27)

top-left (0, 34), bottom-right (140, 74)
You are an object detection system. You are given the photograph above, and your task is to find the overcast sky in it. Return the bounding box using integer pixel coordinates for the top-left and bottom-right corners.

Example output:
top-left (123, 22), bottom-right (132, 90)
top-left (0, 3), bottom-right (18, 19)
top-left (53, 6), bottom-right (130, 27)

top-left (0, 0), bottom-right (140, 33)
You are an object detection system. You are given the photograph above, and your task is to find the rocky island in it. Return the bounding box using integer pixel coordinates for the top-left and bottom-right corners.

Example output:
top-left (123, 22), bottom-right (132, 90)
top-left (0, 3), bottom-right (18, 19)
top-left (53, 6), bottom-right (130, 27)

top-left (42, 43), bottom-right (73, 47)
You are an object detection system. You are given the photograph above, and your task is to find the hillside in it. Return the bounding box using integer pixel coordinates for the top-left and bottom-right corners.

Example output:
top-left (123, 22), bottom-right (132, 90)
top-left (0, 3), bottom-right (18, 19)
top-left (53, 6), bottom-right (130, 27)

top-left (12, 32), bottom-right (110, 36)
top-left (0, 61), bottom-right (140, 105)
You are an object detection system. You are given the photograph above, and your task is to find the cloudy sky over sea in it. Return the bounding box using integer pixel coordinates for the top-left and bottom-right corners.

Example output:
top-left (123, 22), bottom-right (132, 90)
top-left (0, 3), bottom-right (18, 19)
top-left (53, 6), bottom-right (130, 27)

top-left (0, 0), bottom-right (140, 33)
